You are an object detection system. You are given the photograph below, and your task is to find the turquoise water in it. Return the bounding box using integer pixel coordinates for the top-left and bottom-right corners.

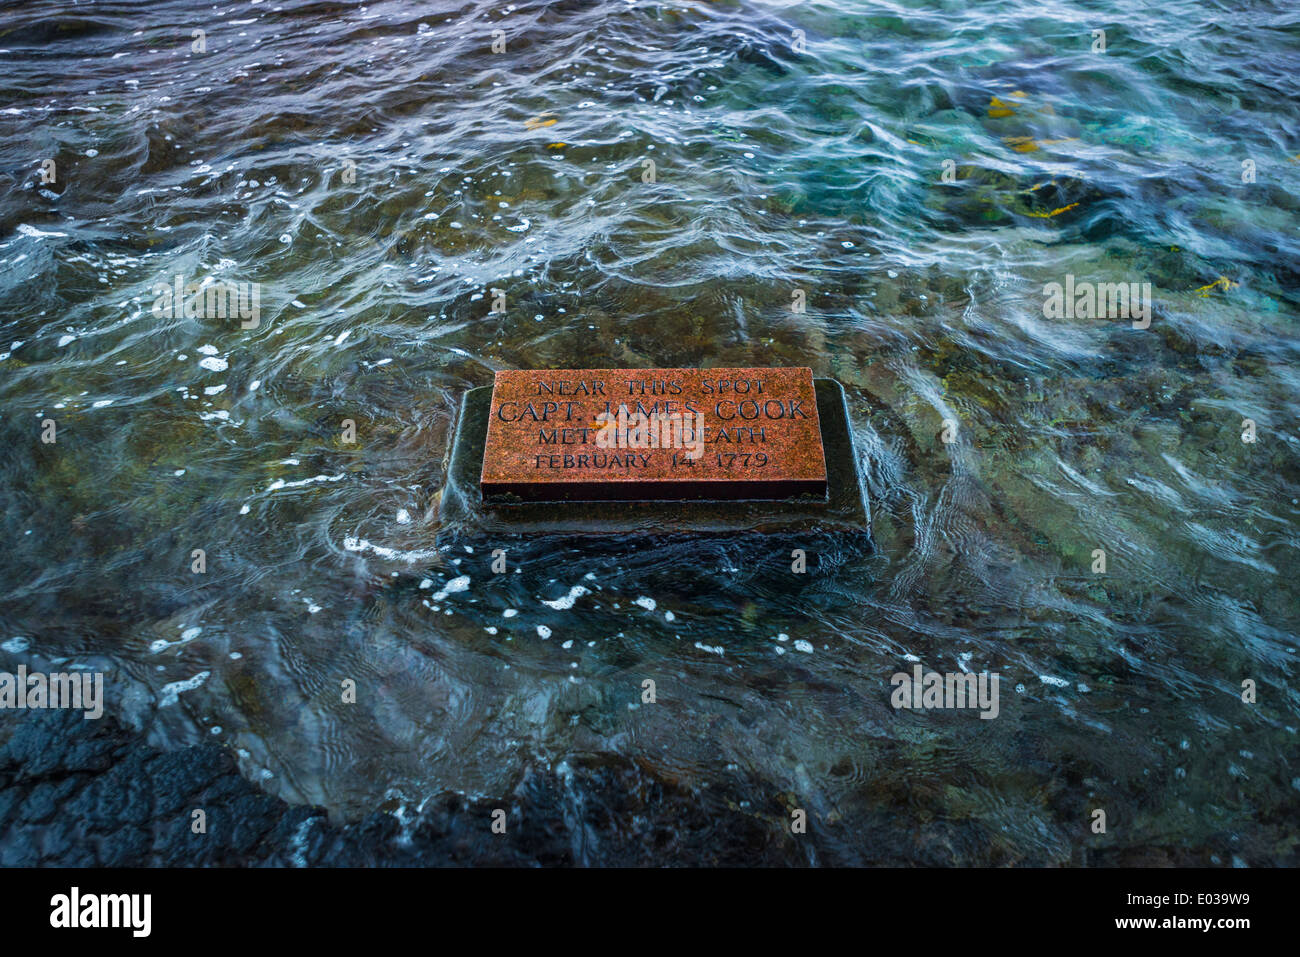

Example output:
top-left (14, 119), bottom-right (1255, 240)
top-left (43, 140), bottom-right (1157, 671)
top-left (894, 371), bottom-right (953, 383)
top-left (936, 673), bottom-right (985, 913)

top-left (1, 0), bottom-right (1298, 863)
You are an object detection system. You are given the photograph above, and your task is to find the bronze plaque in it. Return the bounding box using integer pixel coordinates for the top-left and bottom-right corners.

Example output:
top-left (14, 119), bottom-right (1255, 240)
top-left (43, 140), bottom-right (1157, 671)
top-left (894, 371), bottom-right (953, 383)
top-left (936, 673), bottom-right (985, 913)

top-left (479, 368), bottom-right (828, 502)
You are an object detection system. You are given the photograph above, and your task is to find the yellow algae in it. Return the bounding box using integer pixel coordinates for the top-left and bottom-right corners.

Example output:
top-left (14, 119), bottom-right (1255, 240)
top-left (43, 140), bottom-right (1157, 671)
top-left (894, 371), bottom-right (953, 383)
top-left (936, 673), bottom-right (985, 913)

top-left (990, 91), bottom-right (1055, 119)
top-left (1194, 276), bottom-right (1238, 297)
top-left (988, 96), bottom-right (1016, 118)
top-left (524, 113), bottom-right (558, 130)
top-left (1005, 135), bottom-right (1076, 153)
top-left (1025, 202), bottom-right (1080, 218)
top-left (1004, 136), bottom-right (1040, 152)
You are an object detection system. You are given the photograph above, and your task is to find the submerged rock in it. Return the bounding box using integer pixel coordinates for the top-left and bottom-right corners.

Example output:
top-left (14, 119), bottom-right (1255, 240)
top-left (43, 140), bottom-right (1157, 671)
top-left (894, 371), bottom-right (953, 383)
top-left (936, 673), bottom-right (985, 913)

top-left (0, 708), bottom-right (803, 866)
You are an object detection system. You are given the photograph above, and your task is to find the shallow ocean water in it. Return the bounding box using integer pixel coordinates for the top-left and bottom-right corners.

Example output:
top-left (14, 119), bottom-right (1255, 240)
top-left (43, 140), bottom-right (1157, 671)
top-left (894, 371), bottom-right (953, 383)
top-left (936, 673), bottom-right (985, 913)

top-left (1, 0), bottom-right (1298, 864)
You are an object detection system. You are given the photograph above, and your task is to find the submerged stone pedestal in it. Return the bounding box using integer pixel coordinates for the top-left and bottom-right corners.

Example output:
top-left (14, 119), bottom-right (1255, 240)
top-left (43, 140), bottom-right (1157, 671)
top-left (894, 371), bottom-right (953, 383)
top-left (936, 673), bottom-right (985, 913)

top-left (438, 368), bottom-right (869, 544)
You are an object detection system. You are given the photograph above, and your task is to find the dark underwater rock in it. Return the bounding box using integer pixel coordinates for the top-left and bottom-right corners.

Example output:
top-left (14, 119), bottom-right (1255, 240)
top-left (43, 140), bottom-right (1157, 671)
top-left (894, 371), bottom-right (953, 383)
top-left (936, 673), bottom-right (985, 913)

top-left (0, 708), bottom-right (801, 866)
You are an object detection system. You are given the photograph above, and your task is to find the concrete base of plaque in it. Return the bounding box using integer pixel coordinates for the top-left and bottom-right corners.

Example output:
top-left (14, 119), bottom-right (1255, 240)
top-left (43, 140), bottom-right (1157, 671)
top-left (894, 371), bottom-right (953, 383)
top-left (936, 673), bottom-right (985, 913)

top-left (437, 370), bottom-right (869, 547)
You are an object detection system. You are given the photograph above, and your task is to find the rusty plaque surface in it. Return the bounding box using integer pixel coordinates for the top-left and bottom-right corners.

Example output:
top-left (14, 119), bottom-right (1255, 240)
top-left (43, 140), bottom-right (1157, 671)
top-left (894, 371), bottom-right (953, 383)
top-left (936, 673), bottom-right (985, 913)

top-left (479, 368), bottom-right (828, 502)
